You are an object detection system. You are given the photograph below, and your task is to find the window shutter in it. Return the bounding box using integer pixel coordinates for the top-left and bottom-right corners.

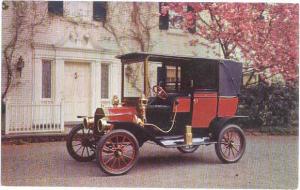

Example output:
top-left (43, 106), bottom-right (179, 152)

top-left (42, 60), bottom-right (52, 99)
top-left (187, 5), bottom-right (196, 34)
top-left (93, 2), bottom-right (107, 22)
top-left (159, 2), bottom-right (169, 30)
top-left (48, 1), bottom-right (63, 16)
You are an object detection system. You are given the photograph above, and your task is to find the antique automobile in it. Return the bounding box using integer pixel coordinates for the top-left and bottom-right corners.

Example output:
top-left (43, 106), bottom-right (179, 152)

top-left (66, 52), bottom-right (247, 176)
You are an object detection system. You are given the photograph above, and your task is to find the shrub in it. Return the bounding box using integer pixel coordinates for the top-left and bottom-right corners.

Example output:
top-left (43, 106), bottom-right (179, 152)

top-left (238, 83), bottom-right (298, 129)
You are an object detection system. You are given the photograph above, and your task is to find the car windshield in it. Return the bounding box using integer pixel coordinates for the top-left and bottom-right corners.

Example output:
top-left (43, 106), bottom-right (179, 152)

top-left (123, 61), bottom-right (185, 98)
top-left (123, 61), bottom-right (145, 97)
top-left (123, 61), bottom-right (181, 97)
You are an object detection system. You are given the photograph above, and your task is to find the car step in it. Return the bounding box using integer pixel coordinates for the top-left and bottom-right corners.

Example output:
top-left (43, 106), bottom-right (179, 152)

top-left (159, 137), bottom-right (211, 147)
top-left (155, 135), bottom-right (184, 140)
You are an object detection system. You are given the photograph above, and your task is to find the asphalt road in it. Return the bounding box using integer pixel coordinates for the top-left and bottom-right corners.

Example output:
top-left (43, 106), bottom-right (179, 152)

top-left (1, 135), bottom-right (298, 188)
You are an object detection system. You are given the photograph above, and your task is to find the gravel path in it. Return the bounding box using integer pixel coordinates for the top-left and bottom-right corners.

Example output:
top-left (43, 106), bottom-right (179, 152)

top-left (1, 135), bottom-right (298, 188)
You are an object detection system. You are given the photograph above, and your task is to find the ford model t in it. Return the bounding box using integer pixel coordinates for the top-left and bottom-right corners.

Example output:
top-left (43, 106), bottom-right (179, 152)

top-left (66, 52), bottom-right (246, 175)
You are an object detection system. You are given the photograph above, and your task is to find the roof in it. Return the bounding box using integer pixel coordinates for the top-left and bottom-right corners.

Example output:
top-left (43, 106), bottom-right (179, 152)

top-left (116, 52), bottom-right (241, 64)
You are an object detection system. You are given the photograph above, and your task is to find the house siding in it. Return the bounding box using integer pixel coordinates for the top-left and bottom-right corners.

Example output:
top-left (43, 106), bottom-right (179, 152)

top-left (2, 2), bottom-right (221, 131)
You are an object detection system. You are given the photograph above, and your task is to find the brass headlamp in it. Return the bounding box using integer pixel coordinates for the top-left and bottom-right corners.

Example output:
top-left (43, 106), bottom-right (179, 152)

top-left (83, 117), bottom-right (94, 129)
top-left (97, 118), bottom-right (112, 133)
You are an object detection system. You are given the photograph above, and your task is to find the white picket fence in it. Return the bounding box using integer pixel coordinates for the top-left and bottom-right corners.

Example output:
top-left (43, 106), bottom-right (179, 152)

top-left (5, 102), bottom-right (64, 134)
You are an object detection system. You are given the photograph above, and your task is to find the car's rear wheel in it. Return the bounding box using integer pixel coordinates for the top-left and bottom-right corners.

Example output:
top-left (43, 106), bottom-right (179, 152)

top-left (96, 129), bottom-right (139, 176)
top-left (66, 124), bottom-right (96, 162)
top-left (215, 124), bottom-right (246, 163)
top-left (177, 145), bottom-right (199, 153)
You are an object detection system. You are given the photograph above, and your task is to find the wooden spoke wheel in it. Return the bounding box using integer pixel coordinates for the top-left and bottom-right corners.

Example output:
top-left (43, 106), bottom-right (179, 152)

top-left (215, 124), bottom-right (246, 163)
top-left (96, 129), bottom-right (139, 176)
top-left (177, 145), bottom-right (199, 153)
top-left (66, 124), bottom-right (96, 162)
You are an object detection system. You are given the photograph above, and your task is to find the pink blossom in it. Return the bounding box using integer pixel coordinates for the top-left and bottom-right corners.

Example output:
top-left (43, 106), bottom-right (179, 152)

top-left (168, 3), bottom-right (299, 86)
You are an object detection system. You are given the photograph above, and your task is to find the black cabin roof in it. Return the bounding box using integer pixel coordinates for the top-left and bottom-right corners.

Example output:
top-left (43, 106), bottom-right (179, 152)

top-left (116, 52), bottom-right (241, 65)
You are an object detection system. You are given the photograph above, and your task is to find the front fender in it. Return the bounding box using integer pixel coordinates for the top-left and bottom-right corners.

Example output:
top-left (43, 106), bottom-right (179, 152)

top-left (107, 121), bottom-right (156, 147)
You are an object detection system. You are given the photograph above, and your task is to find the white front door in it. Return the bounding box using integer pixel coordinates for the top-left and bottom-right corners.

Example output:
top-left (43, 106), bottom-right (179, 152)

top-left (64, 62), bottom-right (91, 122)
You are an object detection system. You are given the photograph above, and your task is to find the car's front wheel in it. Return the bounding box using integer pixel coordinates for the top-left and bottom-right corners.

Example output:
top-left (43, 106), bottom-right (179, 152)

top-left (66, 124), bottom-right (96, 162)
top-left (96, 129), bottom-right (139, 176)
top-left (215, 124), bottom-right (246, 163)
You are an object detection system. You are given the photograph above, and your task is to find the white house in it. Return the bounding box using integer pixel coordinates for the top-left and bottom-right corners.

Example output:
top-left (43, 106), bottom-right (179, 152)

top-left (2, 1), bottom-right (221, 134)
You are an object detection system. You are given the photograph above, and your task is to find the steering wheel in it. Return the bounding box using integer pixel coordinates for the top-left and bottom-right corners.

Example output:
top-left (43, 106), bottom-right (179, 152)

top-left (152, 85), bottom-right (168, 100)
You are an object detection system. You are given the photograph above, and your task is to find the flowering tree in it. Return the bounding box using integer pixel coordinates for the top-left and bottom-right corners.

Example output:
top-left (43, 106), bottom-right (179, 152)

top-left (167, 3), bottom-right (299, 86)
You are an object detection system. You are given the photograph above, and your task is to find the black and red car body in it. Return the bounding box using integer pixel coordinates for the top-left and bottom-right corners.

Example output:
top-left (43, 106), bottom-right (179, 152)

top-left (66, 52), bottom-right (247, 175)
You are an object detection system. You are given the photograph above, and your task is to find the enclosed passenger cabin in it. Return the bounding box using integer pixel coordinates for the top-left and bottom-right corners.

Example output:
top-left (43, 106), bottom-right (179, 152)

top-left (116, 52), bottom-right (243, 130)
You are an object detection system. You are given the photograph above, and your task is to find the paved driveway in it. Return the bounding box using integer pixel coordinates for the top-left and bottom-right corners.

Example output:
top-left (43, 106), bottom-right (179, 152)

top-left (1, 135), bottom-right (298, 188)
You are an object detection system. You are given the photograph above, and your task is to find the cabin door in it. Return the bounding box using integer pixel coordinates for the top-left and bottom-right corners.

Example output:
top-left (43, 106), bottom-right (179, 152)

top-left (192, 92), bottom-right (217, 128)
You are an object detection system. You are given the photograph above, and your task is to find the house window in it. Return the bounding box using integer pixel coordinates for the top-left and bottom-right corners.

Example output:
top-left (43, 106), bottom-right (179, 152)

top-left (101, 64), bottom-right (109, 99)
top-left (93, 2), bottom-right (107, 22)
top-left (42, 60), bottom-right (52, 99)
top-left (187, 6), bottom-right (196, 34)
top-left (159, 3), bottom-right (196, 33)
top-left (48, 1), bottom-right (63, 16)
top-left (169, 6), bottom-right (186, 30)
top-left (159, 2), bottom-right (169, 30)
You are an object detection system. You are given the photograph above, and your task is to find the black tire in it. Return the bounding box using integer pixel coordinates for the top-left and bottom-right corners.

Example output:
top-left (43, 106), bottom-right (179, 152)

top-left (215, 124), bottom-right (246, 163)
top-left (66, 124), bottom-right (96, 162)
top-left (177, 145), bottom-right (199, 153)
top-left (96, 129), bottom-right (139, 176)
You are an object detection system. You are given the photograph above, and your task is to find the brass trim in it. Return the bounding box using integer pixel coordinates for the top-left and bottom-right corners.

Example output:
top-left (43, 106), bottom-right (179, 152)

top-left (185, 125), bottom-right (193, 145)
top-left (83, 117), bottom-right (94, 129)
top-left (112, 95), bottom-right (120, 106)
top-left (97, 119), bottom-right (112, 133)
top-left (144, 55), bottom-right (150, 98)
top-left (139, 94), bottom-right (148, 123)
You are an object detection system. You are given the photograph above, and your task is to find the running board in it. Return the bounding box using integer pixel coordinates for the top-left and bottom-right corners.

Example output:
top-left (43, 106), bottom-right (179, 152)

top-left (158, 137), bottom-right (212, 148)
top-left (155, 135), bottom-right (183, 141)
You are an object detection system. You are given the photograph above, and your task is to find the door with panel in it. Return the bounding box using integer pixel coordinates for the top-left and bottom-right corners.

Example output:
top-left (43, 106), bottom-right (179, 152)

top-left (64, 62), bottom-right (91, 122)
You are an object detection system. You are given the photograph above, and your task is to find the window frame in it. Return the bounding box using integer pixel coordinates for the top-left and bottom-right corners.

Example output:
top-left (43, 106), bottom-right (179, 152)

top-left (165, 65), bottom-right (182, 93)
top-left (93, 1), bottom-right (107, 22)
top-left (159, 2), bottom-right (169, 30)
top-left (159, 3), bottom-right (196, 33)
top-left (41, 59), bottom-right (53, 101)
top-left (187, 5), bottom-right (196, 34)
top-left (48, 1), bottom-right (64, 16)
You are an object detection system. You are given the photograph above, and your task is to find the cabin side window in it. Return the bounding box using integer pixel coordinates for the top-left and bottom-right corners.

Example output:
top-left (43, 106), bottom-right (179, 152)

top-left (181, 62), bottom-right (218, 91)
top-left (193, 63), bottom-right (218, 90)
top-left (165, 65), bottom-right (181, 92)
